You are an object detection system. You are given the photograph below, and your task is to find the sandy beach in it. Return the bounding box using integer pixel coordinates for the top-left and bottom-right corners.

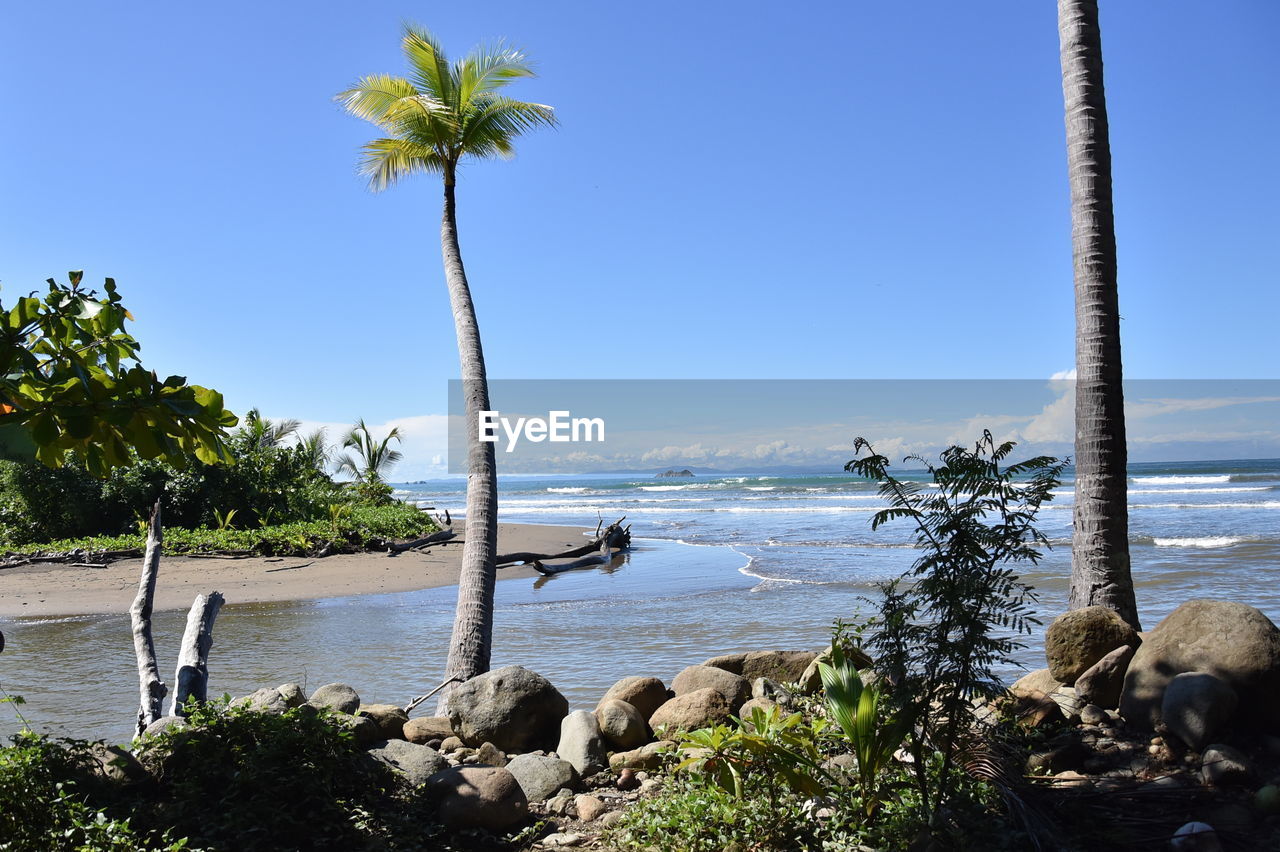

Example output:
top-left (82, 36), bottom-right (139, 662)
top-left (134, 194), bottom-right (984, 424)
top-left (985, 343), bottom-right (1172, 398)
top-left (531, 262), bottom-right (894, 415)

top-left (0, 521), bottom-right (593, 619)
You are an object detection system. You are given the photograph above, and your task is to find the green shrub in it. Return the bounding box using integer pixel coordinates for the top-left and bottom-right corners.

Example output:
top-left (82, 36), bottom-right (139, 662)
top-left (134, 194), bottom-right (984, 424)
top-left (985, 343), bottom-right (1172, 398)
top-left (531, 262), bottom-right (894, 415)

top-left (133, 701), bottom-right (395, 850)
top-left (0, 731), bottom-right (182, 851)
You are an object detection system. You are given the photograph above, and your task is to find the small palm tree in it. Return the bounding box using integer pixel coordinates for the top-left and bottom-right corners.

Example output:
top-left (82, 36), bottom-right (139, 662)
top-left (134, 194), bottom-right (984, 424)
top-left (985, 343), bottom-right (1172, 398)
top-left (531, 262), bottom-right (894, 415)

top-left (240, 407), bottom-right (301, 450)
top-left (297, 427), bottom-right (332, 473)
top-left (334, 419), bottom-right (402, 486)
top-left (337, 25), bottom-right (556, 697)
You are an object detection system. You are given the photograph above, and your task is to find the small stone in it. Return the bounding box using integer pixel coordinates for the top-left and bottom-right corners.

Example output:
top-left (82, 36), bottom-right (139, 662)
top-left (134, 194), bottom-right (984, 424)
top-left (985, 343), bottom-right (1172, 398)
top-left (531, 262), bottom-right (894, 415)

top-left (638, 778), bottom-right (661, 794)
top-left (1201, 744), bottom-right (1253, 786)
top-left (358, 704), bottom-right (409, 740)
top-left (476, 741), bottom-right (507, 767)
top-left (598, 676), bottom-right (670, 721)
top-left (1171, 822), bottom-right (1223, 852)
top-left (542, 833), bottom-right (583, 848)
top-left (276, 683), bottom-right (306, 707)
top-left (505, 753), bottom-right (578, 803)
top-left (598, 810), bottom-right (625, 828)
top-left (367, 739), bottom-right (447, 787)
top-left (616, 768), bottom-right (639, 791)
top-left (557, 710), bottom-right (608, 776)
top-left (329, 712), bottom-right (380, 746)
top-left (441, 736), bottom-right (465, 752)
top-left (545, 793), bottom-right (574, 816)
top-left (574, 794), bottom-right (607, 822)
top-left (1079, 704), bottom-right (1108, 726)
top-left (1051, 770), bottom-right (1092, 789)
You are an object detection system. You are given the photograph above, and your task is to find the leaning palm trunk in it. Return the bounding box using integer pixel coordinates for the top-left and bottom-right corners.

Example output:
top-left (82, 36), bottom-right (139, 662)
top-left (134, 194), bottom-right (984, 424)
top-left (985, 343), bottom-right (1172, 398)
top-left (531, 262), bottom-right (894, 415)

top-left (437, 169), bottom-right (500, 708)
top-left (1058, 0), bottom-right (1140, 629)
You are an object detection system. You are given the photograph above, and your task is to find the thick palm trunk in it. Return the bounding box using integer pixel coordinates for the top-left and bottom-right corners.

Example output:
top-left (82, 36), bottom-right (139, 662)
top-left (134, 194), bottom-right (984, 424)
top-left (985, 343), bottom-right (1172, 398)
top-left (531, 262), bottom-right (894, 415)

top-left (1058, 0), bottom-right (1140, 629)
top-left (437, 168), bottom-right (500, 708)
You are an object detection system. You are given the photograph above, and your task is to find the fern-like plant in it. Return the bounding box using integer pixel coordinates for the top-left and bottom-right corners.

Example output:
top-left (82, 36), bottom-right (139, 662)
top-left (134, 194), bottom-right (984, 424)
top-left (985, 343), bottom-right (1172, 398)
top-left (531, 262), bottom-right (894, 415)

top-left (845, 431), bottom-right (1064, 832)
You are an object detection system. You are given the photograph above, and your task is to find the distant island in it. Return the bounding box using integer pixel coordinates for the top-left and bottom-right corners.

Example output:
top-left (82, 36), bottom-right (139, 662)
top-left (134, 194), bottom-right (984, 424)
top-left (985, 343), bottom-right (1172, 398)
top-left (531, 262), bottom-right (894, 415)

top-left (655, 469), bottom-right (695, 478)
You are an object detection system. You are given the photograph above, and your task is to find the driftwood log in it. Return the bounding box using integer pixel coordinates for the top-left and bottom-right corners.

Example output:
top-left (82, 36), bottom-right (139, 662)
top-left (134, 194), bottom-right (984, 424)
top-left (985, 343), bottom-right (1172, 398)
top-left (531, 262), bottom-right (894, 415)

top-left (387, 509), bottom-right (456, 554)
top-left (512, 519), bottom-right (632, 575)
top-left (167, 592), bottom-right (225, 717)
top-left (131, 501), bottom-right (167, 737)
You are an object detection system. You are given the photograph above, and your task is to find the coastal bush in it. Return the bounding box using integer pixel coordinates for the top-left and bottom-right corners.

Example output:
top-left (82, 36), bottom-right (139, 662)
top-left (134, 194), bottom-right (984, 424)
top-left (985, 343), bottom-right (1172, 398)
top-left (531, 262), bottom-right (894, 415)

top-left (132, 700), bottom-right (401, 850)
top-left (843, 432), bottom-right (1064, 836)
top-left (675, 705), bottom-right (829, 801)
top-left (0, 731), bottom-right (180, 851)
top-left (3, 502), bottom-right (436, 558)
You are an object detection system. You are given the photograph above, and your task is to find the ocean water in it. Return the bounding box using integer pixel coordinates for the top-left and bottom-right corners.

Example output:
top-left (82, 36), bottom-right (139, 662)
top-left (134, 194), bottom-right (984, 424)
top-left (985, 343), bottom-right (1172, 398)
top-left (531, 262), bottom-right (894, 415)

top-left (1, 458), bottom-right (1276, 744)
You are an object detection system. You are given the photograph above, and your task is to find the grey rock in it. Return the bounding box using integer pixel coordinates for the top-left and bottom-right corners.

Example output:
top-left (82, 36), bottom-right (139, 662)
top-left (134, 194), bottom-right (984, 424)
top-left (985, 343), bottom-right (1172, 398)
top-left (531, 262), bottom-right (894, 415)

top-left (1079, 704), bottom-right (1109, 726)
top-left (447, 665), bottom-right (568, 752)
top-left (1044, 606), bottom-right (1141, 684)
top-left (542, 833), bottom-right (583, 848)
top-left (595, 699), bottom-right (648, 750)
top-left (751, 677), bottom-right (796, 707)
top-left (142, 715), bottom-right (187, 738)
top-left (88, 743), bottom-right (146, 784)
top-left (475, 741), bottom-right (507, 767)
top-left (1121, 600), bottom-right (1280, 729)
top-left (544, 792), bottom-right (575, 815)
top-left (441, 735), bottom-right (465, 752)
top-left (505, 753), bottom-right (578, 802)
top-left (701, 650), bottom-right (818, 683)
top-left (426, 765), bottom-right (528, 831)
top-left (1075, 645), bottom-right (1136, 709)
top-left (1162, 672), bottom-right (1238, 750)
top-left (368, 739), bottom-right (447, 787)
top-left (309, 682), bottom-right (361, 714)
top-left (671, 665), bottom-right (750, 711)
top-left (236, 687), bottom-right (290, 715)
top-left (276, 683), bottom-right (306, 708)
top-left (598, 676), bottom-right (669, 721)
top-left (1201, 744), bottom-right (1253, 787)
top-left (327, 711), bottom-right (380, 746)
top-left (557, 710), bottom-right (608, 776)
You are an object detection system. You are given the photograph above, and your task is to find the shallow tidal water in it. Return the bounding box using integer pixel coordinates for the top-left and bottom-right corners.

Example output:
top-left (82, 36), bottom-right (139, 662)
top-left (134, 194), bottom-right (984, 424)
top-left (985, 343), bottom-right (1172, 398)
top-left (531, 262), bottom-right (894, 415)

top-left (3, 458), bottom-right (1277, 744)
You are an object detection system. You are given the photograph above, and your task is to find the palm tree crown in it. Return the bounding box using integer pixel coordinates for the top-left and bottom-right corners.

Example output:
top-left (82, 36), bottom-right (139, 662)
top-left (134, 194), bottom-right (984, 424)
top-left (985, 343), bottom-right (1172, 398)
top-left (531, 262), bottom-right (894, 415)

top-left (335, 25), bottom-right (557, 189)
top-left (335, 419), bottom-right (403, 485)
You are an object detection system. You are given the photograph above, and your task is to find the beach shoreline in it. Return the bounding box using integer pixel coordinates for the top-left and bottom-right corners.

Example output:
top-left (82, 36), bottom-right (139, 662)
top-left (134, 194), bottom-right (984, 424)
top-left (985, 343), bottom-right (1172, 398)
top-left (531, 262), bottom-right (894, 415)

top-left (0, 521), bottom-right (592, 619)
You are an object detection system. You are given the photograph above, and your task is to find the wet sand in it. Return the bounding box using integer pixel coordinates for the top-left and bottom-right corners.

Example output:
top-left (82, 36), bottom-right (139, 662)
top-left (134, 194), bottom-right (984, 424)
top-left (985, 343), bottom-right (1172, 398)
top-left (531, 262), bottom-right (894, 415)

top-left (0, 522), bottom-right (592, 618)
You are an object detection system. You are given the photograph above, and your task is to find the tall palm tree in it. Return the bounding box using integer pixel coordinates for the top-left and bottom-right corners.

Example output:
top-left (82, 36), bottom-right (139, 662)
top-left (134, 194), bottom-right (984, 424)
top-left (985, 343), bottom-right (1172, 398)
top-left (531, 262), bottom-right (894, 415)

top-left (337, 26), bottom-right (556, 696)
top-left (1057, 0), bottom-right (1140, 629)
top-left (334, 419), bottom-right (403, 486)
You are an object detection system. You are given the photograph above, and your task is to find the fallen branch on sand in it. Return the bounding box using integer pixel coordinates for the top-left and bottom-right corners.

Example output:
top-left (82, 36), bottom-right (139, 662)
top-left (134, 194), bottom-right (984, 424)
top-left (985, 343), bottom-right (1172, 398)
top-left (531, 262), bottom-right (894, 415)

top-left (507, 518), bottom-right (632, 575)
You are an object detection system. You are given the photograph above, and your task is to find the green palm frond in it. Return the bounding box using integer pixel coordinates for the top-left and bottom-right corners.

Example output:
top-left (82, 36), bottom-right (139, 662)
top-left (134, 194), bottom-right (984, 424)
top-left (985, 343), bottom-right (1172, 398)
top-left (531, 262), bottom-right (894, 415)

top-left (460, 96), bottom-right (557, 160)
top-left (456, 42), bottom-right (536, 102)
top-left (334, 74), bottom-right (425, 128)
top-left (401, 25), bottom-right (455, 105)
top-left (358, 138), bottom-right (445, 191)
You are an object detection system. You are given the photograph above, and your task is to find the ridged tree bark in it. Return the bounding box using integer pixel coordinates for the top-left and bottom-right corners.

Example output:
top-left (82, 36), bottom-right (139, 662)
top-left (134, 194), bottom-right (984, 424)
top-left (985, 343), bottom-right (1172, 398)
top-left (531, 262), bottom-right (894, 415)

top-left (438, 165), bottom-right (499, 701)
top-left (1058, 0), bottom-right (1140, 629)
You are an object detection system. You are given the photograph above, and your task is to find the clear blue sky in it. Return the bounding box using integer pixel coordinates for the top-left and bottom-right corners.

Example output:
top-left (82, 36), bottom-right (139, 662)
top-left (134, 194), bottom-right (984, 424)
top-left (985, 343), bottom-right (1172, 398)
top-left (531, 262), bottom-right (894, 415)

top-left (3, 1), bottom-right (1277, 431)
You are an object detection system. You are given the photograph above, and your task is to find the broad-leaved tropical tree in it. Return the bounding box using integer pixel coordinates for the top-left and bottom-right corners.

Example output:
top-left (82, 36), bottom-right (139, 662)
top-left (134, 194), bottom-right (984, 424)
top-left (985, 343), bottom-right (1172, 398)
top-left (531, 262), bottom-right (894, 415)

top-left (337, 25), bottom-right (556, 700)
top-left (0, 273), bottom-right (237, 476)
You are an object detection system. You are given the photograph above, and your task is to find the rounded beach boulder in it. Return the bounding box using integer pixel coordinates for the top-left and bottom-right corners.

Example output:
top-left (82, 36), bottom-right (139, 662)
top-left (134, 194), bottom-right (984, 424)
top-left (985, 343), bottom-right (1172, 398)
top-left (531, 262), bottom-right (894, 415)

top-left (598, 676), bottom-right (669, 721)
top-left (447, 665), bottom-right (568, 752)
top-left (1043, 606), bottom-right (1140, 684)
top-left (309, 683), bottom-right (361, 715)
top-left (649, 687), bottom-right (732, 731)
top-left (1120, 600), bottom-right (1280, 728)
top-left (595, 699), bottom-right (648, 750)
top-left (701, 650), bottom-right (818, 683)
top-left (426, 765), bottom-right (528, 831)
top-left (671, 665), bottom-right (749, 711)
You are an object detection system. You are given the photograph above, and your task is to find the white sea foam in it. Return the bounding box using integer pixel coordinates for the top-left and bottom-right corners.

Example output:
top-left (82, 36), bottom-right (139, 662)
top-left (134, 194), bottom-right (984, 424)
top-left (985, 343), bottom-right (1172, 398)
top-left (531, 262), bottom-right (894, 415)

top-left (546, 487), bottom-right (589, 493)
top-left (1131, 475), bottom-right (1231, 485)
top-left (1152, 536), bottom-right (1245, 548)
top-left (640, 485), bottom-right (691, 491)
top-left (746, 486), bottom-right (776, 491)
top-left (1128, 487), bottom-right (1270, 495)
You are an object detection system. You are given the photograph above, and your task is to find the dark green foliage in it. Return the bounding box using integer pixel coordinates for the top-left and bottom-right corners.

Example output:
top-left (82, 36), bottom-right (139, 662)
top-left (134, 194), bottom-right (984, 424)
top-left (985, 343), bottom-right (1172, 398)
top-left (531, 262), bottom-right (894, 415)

top-left (0, 273), bottom-right (236, 475)
top-left (4, 503), bottom-right (435, 558)
top-left (0, 411), bottom-right (431, 550)
top-left (0, 731), bottom-right (182, 850)
top-left (134, 701), bottom-right (395, 850)
top-left (844, 431), bottom-right (1065, 831)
